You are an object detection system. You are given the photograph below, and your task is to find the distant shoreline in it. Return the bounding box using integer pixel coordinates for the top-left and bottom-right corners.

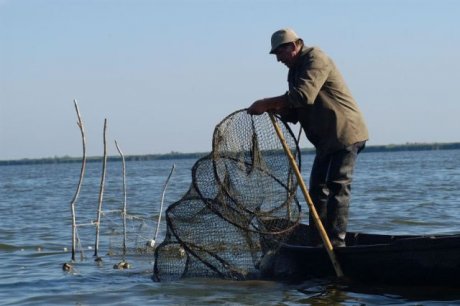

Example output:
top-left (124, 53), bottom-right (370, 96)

top-left (1, 142), bottom-right (459, 166)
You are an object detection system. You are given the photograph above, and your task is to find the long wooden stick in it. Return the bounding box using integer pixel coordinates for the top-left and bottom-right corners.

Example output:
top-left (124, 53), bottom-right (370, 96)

top-left (115, 140), bottom-right (128, 258)
top-left (151, 163), bottom-right (175, 247)
top-left (70, 100), bottom-right (87, 261)
top-left (268, 114), bottom-right (344, 278)
top-left (94, 119), bottom-right (108, 257)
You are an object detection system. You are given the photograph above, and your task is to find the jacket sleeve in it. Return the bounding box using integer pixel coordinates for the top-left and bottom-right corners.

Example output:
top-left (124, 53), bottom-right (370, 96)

top-left (287, 49), bottom-right (332, 107)
top-left (278, 108), bottom-right (299, 124)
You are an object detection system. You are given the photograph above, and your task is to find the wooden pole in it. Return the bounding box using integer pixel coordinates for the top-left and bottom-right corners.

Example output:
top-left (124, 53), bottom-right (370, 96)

top-left (94, 119), bottom-right (108, 258)
top-left (70, 100), bottom-right (87, 261)
top-left (115, 140), bottom-right (127, 258)
top-left (151, 163), bottom-right (175, 247)
top-left (268, 114), bottom-right (344, 278)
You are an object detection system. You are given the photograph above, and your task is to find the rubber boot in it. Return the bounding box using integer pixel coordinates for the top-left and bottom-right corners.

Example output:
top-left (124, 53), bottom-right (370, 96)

top-left (326, 180), bottom-right (351, 248)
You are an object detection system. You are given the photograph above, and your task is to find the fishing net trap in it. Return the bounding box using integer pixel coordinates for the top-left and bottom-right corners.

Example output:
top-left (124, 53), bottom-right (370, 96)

top-left (153, 110), bottom-right (303, 281)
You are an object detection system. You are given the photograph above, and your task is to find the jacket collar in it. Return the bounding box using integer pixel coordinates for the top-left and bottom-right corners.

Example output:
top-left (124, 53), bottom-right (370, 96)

top-left (292, 45), bottom-right (313, 68)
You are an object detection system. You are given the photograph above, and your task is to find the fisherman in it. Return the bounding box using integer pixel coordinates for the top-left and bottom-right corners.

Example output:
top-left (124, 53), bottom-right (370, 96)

top-left (247, 28), bottom-right (368, 247)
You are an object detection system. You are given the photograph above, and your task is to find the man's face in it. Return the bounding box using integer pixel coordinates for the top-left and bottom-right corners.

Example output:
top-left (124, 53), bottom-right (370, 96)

top-left (273, 43), bottom-right (296, 68)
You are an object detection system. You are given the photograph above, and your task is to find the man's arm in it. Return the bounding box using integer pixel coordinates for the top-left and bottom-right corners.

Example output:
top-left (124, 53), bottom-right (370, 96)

top-left (247, 94), bottom-right (289, 115)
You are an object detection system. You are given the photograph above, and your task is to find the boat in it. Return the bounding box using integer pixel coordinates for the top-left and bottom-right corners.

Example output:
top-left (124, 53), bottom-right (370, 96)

top-left (261, 223), bottom-right (460, 286)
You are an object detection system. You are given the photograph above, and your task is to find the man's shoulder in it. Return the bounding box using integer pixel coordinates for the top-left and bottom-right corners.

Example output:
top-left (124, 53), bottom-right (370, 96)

top-left (303, 46), bottom-right (327, 59)
top-left (300, 46), bottom-right (330, 67)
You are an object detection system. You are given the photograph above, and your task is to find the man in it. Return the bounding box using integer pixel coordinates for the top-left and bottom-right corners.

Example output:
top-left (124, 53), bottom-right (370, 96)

top-left (247, 28), bottom-right (368, 247)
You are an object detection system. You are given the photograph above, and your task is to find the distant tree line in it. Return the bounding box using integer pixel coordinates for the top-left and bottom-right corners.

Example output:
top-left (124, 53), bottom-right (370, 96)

top-left (1, 142), bottom-right (459, 166)
top-left (362, 142), bottom-right (460, 153)
top-left (0, 152), bottom-right (209, 166)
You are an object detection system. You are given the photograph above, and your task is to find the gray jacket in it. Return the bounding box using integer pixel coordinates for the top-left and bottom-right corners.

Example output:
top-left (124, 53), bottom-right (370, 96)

top-left (284, 46), bottom-right (369, 153)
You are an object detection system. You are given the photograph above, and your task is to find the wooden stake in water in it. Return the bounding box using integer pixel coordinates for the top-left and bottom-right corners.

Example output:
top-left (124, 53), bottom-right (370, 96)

top-left (149, 164), bottom-right (175, 247)
top-left (70, 100), bottom-right (87, 261)
top-left (94, 119), bottom-right (108, 258)
top-left (115, 140), bottom-right (128, 258)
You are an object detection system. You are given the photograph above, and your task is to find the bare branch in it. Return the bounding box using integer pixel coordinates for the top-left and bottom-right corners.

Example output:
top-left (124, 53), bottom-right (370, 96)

top-left (70, 99), bottom-right (87, 261)
top-left (115, 140), bottom-right (128, 259)
top-left (94, 118), bottom-right (108, 258)
top-left (150, 164), bottom-right (175, 247)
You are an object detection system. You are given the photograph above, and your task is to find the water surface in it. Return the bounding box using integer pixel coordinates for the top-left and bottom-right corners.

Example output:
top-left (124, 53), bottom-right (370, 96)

top-left (1, 150), bottom-right (459, 305)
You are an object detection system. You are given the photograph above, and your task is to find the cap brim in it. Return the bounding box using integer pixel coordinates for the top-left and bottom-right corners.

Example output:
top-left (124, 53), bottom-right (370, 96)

top-left (269, 46), bottom-right (280, 54)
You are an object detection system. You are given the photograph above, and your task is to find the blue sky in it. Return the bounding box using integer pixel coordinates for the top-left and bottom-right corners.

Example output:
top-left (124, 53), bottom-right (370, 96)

top-left (0, 0), bottom-right (459, 160)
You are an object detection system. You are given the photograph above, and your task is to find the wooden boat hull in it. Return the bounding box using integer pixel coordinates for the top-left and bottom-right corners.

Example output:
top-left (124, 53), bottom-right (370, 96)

top-left (262, 225), bottom-right (460, 286)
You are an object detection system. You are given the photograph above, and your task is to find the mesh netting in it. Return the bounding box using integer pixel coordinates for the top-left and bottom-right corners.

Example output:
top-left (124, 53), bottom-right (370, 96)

top-left (71, 209), bottom-right (157, 259)
top-left (153, 110), bottom-right (302, 281)
top-left (103, 212), bottom-right (156, 256)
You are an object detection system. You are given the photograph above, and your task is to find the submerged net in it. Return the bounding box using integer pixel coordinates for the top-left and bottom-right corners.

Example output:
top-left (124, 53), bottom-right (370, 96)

top-left (104, 212), bottom-right (157, 256)
top-left (153, 110), bottom-right (302, 281)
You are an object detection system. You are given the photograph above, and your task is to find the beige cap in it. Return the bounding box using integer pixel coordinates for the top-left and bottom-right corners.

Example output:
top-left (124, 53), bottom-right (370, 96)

top-left (269, 28), bottom-right (300, 54)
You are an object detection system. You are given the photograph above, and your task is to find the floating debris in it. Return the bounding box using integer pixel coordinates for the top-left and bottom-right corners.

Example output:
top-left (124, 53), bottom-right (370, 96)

top-left (62, 262), bottom-right (73, 272)
top-left (113, 261), bottom-right (130, 270)
top-left (146, 239), bottom-right (155, 248)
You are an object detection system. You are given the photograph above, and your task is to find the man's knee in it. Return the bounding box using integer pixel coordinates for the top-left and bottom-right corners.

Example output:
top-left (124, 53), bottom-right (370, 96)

top-left (327, 180), bottom-right (351, 198)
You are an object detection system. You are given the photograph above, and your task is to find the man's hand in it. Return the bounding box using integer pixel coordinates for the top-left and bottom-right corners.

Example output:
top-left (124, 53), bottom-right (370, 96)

top-left (247, 99), bottom-right (270, 115)
top-left (247, 95), bottom-right (289, 115)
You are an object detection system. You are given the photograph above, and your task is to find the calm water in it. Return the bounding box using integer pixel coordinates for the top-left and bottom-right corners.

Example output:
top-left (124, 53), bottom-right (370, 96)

top-left (1, 150), bottom-right (460, 305)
